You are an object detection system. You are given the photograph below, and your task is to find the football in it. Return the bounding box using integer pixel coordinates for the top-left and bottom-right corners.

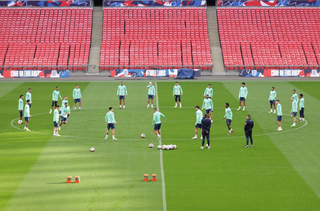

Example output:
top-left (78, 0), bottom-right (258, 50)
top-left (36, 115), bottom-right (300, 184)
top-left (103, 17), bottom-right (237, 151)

top-left (90, 147), bottom-right (95, 152)
top-left (173, 145), bottom-right (177, 149)
top-left (149, 143), bottom-right (154, 148)
top-left (141, 134), bottom-right (145, 138)
top-left (157, 145), bottom-right (162, 150)
top-left (162, 145), bottom-right (167, 150)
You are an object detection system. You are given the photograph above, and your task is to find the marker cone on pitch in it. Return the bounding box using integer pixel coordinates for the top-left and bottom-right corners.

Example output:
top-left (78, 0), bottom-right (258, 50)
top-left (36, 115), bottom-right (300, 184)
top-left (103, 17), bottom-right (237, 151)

top-left (66, 176), bottom-right (72, 183)
top-left (144, 174), bottom-right (149, 181)
top-left (75, 176), bottom-right (80, 183)
top-left (152, 174), bottom-right (157, 181)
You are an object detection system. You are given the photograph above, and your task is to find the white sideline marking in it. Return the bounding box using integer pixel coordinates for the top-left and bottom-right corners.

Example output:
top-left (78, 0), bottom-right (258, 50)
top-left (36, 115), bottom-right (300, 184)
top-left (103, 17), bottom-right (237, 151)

top-left (155, 81), bottom-right (167, 211)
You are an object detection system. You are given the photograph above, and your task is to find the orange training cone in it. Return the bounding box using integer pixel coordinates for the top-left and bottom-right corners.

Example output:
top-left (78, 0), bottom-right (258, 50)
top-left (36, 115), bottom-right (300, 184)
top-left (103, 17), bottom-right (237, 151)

top-left (75, 176), bottom-right (80, 183)
top-left (152, 174), bottom-right (157, 181)
top-left (66, 176), bottom-right (72, 183)
top-left (144, 174), bottom-right (149, 181)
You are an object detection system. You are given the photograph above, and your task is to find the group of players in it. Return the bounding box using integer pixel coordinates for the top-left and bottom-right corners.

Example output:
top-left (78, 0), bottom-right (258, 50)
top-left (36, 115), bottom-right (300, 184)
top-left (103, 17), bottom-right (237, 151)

top-left (18, 82), bottom-right (306, 147)
top-left (18, 85), bottom-right (82, 136)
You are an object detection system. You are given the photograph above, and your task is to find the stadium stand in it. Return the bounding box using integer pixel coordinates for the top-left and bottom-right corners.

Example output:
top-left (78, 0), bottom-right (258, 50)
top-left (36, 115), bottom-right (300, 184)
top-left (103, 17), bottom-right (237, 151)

top-left (0, 8), bottom-right (92, 71)
top-left (100, 8), bottom-right (213, 71)
top-left (217, 8), bottom-right (320, 70)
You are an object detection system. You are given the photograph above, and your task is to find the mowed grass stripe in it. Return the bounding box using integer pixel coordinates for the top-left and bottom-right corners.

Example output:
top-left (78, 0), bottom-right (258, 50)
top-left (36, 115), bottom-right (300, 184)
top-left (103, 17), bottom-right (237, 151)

top-left (4, 82), bottom-right (163, 211)
top-left (158, 81), bottom-right (320, 211)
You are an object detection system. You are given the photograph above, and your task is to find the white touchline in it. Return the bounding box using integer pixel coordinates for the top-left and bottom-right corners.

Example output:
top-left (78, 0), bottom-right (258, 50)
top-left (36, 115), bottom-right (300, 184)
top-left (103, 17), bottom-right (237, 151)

top-left (155, 81), bottom-right (167, 211)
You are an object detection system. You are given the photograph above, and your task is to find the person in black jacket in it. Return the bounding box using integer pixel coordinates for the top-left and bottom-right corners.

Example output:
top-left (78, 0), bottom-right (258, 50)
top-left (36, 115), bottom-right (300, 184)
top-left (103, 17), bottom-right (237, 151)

top-left (201, 114), bottom-right (212, 149)
top-left (244, 115), bottom-right (254, 147)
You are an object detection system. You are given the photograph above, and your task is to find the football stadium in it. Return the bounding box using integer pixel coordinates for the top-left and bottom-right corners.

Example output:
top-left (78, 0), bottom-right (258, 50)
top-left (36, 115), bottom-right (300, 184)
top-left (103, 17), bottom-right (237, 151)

top-left (1, 0), bottom-right (320, 210)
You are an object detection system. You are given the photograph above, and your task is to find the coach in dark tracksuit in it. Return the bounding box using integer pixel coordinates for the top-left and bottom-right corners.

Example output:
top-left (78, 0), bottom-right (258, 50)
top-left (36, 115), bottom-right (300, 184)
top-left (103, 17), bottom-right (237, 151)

top-left (244, 115), bottom-right (254, 147)
top-left (201, 114), bottom-right (212, 149)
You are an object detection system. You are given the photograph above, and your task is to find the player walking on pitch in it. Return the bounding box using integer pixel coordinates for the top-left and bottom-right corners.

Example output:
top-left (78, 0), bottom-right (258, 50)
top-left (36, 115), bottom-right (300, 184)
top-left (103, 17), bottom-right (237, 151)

top-left (152, 108), bottom-right (165, 140)
top-left (73, 84), bottom-right (82, 111)
top-left (292, 89), bottom-right (298, 102)
top-left (59, 102), bottom-right (70, 130)
top-left (192, 106), bottom-right (203, 140)
top-left (299, 94), bottom-right (305, 122)
top-left (276, 100), bottom-right (283, 131)
top-left (24, 100), bottom-right (32, 131)
top-left (26, 88), bottom-right (32, 110)
top-left (244, 115), bottom-right (254, 147)
top-left (53, 105), bottom-right (61, 136)
top-left (173, 81), bottom-right (183, 108)
top-left (117, 81), bottom-right (127, 109)
top-left (290, 97), bottom-right (298, 127)
top-left (204, 84), bottom-right (213, 98)
top-left (105, 107), bottom-right (117, 140)
top-left (147, 82), bottom-right (155, 108)
top-left (50, 86), bottom-right (62, 114)
top-left (18, 95), bottom-right (24, 124)
top-left (237, 82), bottom-right (248, 111)
top-left (202, 94), bottom-right (213, 122)
top-left (268, 87), bottom-right (276, 113)
top-left (200, 114), bottom-right (211, 149)
top-left (223, 103), bottom-right (233, 135)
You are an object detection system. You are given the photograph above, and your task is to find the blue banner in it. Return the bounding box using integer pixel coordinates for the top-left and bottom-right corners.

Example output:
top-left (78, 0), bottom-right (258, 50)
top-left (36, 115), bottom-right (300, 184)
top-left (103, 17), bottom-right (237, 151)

top-left (104, 0), bottom-right (206, 7)
top-left (239, 69), bottom-right (320, 77)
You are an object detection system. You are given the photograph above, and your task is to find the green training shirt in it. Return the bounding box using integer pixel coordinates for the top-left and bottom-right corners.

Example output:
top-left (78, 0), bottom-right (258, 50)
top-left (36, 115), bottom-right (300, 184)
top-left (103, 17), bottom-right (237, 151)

top-left (277, 103), bottom-right (282, 116)
top-left (153, 111), bottom-right (165, 125)
top-left (26, 92), bottom-right (32, 103)
top-left (52, 90), bottom-right (62, 101)
top-left (202, 98), bottom-right (213, 110)
top-left (105, 111), bottom-right (116, 123)
top-left (117, 85), bottom-right (127, 96)
top-left (291, 101), bottom-right (298, 113)
top-left (268, 90), bottom-right (276, 101)
top-left (292, 93), bottom-right (298, 102)
top-left (53, 109), bottom-right (59, 122)
top-left (239, 87), bottom-right (248, 98)
top-left (62, 99), bottom-right (68, 108)
top-left (60, 106), bottom-right (70, 118)
top-left (299, 98), bottom-right (305, 110)
top-left (204, 87), bottom-right (213, 98)
top-left (196, 110), bottom-right (203, 124)
top-left (73, 88), bottom-right (82, 99)
top-left (147, 85), bottom-right (155, 95)
top-left (173, 85), bottom-right (183, 95)
top-left (18, 98), bottom-right (23, 111)
top-left (24, 104), bottom-right (30, 117)
top-left (224, 107), bottom-right (233, 120)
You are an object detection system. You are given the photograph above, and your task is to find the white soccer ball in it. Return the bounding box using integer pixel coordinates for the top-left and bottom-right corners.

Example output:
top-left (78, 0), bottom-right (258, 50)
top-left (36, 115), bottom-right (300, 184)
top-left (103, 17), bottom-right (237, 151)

top-left (169, 144), bottom-right (173, 150)
top-left (90, 147), bottom-right (95, 152)
top-left (165, 145), bottom-right (170, 150)
top-left (162, 145), bottom-right (167, 150)
top-left (149, 143), bottom-right (154, 148)
top-left (157, 145), bottom-right (162, 150)
top-left (173, 145), bottom-right (177, 149)
top-left (141, 134), bottom-right (145, 138)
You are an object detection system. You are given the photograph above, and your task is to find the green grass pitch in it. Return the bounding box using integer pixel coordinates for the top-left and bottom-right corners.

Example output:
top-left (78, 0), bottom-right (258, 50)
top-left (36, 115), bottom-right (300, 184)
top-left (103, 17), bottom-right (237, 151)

top-left (0, 80), bottom-right (320, 211)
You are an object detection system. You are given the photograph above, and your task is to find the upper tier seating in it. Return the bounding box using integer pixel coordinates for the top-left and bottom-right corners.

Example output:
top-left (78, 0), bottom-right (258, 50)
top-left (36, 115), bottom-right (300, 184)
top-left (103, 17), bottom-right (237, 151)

top-left (217, 8), bottom-right (320, 70)
top-left (0, 8), bottom-right (92, 71)
top-left (100, 8), bottom-right (212, 70)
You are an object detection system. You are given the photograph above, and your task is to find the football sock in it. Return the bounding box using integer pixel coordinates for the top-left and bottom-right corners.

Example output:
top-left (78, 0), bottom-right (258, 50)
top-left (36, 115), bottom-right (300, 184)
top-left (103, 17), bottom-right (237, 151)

top-left (243, 106), bottom-right (245, 109)
top-left (112, 135), bottom-right (115, 139)
top-left (293, 123), bottom-right (296, 126)
top-left (79, 107), bottom-right (81, 110)
top-left (123, 105), bottom-right (125, 109)
top-left (119, 105), bottom-right (121, 108)
top-left (74, 107), bottom-right (76, 110)
top-left (175, 103), bottom-right (177, 106)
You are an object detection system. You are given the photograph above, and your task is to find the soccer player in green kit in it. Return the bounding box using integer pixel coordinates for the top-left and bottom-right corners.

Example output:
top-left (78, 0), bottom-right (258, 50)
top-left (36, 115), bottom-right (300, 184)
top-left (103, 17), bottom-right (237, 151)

top-left (268, 87), bottom-right (276, 113)
top-left (50, 86), bottom-right (62, 114)
top-left (105, 107), bottom-right (117, 140)
top-left (223, 103), bottom-right (233, 135)
top-left (147, 82), bottom-right (155, 108)
top-left (53, 105), bottom-right (61, 136)
top-left (117, 81), bottom-right (127, 109)
top-left (237, 82), bottom-right (248, 111)
top-left (73, 84), bottom-right (82, 111)
top-left (24, 100), bottom-right (32, 131)
top-left (62, 96), bottom-right (68, 108)
top-left (203, 84), bottom-right (213, 99)
top-left (292, 89), bottom-right (298, 102)
top-left (202, 94), bottom-right (213, 122)
top-left (59, 102), bottom-right (70, 130)
top-left (290, 97), bottom-right (298, 127)
top-left (153, 108), bottom-right (165, 140)
top-left (18, 95), bottom-right (24, 124)
top-left (26, 88), bottom-right (32, 110)
top-left (192, 106), bottom-right (203, 140)
top-left (299, 94), bottom-right (305, 122)
top-left (276, 100), bottom-right (283, 131)
top-left (173, 81), bottom-right (183, 108)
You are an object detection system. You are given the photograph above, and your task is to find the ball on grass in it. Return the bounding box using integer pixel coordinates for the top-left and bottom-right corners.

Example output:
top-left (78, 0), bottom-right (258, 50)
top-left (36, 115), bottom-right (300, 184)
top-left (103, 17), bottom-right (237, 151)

top-left (90, 147), bottom-right (95, 152)
top-left (157, 145), bottom-right (162, 150)
top-left (141, 134), bottom-right (145, 138)
top-left (149, 143), bottom-right (154, 148)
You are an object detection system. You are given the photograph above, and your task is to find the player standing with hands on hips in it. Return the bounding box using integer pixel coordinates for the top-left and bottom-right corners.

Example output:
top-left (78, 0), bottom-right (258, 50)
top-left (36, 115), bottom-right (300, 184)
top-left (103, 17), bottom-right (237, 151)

top-left (117, 81), bottom-right (127, 109)
top-left (237, 82), bottom-right (248, 111)
top-left (268, 87), bottom-right (276, 113)
top-left (105, 107), bottom-right (117, 140)
top-left (73, 84), bottom-right (82, 111)
top-left (173, 81), bottom-right (183, 108)
top-left (290, 97), bottom-right (298, 127)
top-left (244, 115), bottom-right (254, 148)
top-left (147, 82), bottom-right (155, 108)
top-left (50, 86), bottom-right (62, 114)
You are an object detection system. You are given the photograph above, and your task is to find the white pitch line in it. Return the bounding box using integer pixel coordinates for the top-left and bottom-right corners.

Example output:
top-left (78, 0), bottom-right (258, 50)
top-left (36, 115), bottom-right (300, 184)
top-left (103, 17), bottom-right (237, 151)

top-left (155, 81), bottom-right (167, 211)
